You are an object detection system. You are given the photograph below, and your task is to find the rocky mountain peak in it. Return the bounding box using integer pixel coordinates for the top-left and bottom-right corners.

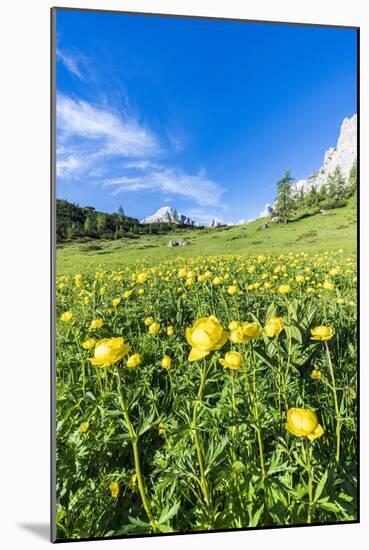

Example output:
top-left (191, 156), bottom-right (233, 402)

top-left (295, 113), bottom-right (357, 192)
top-left (141, 206), bottom-right (196, 225)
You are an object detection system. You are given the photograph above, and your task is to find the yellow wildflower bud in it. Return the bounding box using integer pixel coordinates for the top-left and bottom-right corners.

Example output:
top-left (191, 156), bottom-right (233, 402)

top-left (126, 353), bottom-right (141, 368)
top-left (286, 408), bottom-right (324, 441)
top-left (61, 311), bottom-right (73, 323)
top-left (82, 338), bottom-right (96, 350)
top-left (220, 351), bottom-right (242, 370)
top-left (109, 482), bottom-right (119, 498)
top-left (264, 317), bottom-right (284, 338)
top-left (310, 325), bottom-right (333, 341)
top-left (148, 322), bottom-right (160, 335)
top-left (80, 421), bottom-right (89, 433)
top-left (90, 319), bottom-right (103, 329)
top-left (161, 355), bottom-right (172, 369)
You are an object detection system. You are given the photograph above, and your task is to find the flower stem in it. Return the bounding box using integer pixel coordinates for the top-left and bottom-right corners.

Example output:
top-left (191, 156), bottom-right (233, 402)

top-left (192, 360), bottom-right (212, 516)
top-left (305, 439), bottom-right (313, 524)
top-left (250, 345), bottom-right (266, 479)
top-left (115, 367), bottom-right (157, 530)
top-left (325, 342), bottom-right (341, 463)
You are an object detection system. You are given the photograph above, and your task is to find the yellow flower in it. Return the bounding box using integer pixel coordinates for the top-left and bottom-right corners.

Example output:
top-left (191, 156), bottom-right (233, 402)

top-left (126, 353), bottom-right (141, 368)
top-left (264, 317), bottom-right (284, 338)
top-left (323, 280), bottom-right (335, 291)
top-left (242, 322), bottom-right (261, 341)
top-left (112, 298), bottom-right (121, 307)
top-left (310, 369), bottom-right (322, 381)
top-left (161, 355), bottom-right (172, 369)
top-left (138, 288), bottom-right (145, 296)
top-left (228, 320), bottom-right (241, 331)
top-left (295, 275), bottom-right (304, 283)
top-left (82, 338), bottom-right (96, 350)
top-left (166, 325), bottom-right (174, 336)
top-left (137, 272), bottom-right (148, 284)
top-left (109, 482), bottom-right (119, 498)
top-left (311, 325), bottom-right (333, 341)
top-left (278, 284), bottom-right (291, 295)
top-left (123, 290), bottom-right (133, 299)
top-left (80, 421), bottom-right (89, 433)
top-left (178, 268), bottom-right (187, 278)
top-left (158, 422), bottom-right (166, 436)
top-left (90, 319), bottom-right (103, 329)
top-left (144, 316), bottom-right (154, 326)
top-left (186, 315), bottom-right (228, 361)
top-left (220, 351), bottom-right (242, 370)
top-left (129, 473), bottom-right (137, 491)
top-left (227, 285), bottom-right (238, 295)
top-left (61, 311), bottom-right (73, 323)
top-left (89, 337), bottom-right (129, 367)
top-left (148, 322), bottom-right (160, 335)
top-left (286, 408), bottom-right (324, 441)
top-left (229, 327), bottom-right (245, 344)
top-left (306, 287), bottom-right (315, 294)
top-left (213, 276), bottom-right (223, 285)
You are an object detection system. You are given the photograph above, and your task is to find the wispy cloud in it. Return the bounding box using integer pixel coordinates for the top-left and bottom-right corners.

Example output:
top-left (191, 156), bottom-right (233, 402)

top-left (104, 166), bottom-right (223, 207)
top-left (56, 94), bottom-right (160, 178)
top-left (56, 49), bottom-right (85, 80)
top-left (57, 93), bottom-right (224, 209)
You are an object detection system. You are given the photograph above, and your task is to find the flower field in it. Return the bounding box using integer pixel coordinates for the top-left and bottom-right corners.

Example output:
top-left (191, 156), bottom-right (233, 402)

top-left (55, 250), bottom-right (357, 539)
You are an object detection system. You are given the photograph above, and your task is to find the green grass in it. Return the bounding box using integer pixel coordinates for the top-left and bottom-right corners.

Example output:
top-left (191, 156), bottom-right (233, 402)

top-left (57, 198), bottom-right (357, 273)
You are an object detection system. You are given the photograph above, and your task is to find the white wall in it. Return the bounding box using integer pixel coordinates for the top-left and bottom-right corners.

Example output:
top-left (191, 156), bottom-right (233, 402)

top-left (0, 1), bottom-right (367, 548)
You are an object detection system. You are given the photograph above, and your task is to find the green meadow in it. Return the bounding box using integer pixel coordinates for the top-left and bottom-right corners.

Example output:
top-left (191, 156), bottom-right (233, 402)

top-left (56, 198), bottom-right (357, 273)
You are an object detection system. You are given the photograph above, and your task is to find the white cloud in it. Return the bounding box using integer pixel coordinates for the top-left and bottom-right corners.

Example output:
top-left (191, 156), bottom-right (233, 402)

top-left (56, 94), bottom-right (160, 179)
top-left (56, 94), bottom-right (224, 209)
top-left (56, 49), bottom-right (84, 80)
top-left (57, 94), bottom-right (159, 158)
top-left (104, 166), bottom-right (223, 207)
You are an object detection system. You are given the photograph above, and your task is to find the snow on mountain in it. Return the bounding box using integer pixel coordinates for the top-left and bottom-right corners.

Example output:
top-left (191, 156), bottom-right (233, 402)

top-left (141, 206), bottom-right (196, 225)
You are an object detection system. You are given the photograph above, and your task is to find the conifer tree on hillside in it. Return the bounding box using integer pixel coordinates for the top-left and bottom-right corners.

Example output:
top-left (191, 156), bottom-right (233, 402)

top-left (274, 169), bottom-right (295, 223)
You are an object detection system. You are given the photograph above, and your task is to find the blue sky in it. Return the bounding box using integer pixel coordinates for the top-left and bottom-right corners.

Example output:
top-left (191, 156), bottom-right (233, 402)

top-left (55, 10), bottom-right (357, 225)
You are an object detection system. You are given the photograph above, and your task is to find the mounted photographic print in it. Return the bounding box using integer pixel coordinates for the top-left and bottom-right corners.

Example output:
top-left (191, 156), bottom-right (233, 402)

top-left (51, 7), bottom-right (359, 542)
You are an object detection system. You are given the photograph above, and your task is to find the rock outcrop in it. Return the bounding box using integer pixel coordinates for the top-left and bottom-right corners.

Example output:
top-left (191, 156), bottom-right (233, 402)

top-left (295, 114), bottom-right (357, 193)
top-left (168, 239), bottom-right (190, 247)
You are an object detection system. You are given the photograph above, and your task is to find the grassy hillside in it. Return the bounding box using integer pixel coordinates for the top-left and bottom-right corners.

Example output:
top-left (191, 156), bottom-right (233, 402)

top-left (56, 198), bottom-right (357, 273)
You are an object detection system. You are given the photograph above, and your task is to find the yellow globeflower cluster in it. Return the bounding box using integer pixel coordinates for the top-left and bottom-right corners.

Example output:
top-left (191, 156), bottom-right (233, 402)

top-left (229, 321), bottom-right (261, 343)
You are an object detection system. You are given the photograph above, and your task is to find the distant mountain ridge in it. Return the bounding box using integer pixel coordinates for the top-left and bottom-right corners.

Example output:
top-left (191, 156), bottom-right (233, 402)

top-left (141, 206), bottom-right (197, 226)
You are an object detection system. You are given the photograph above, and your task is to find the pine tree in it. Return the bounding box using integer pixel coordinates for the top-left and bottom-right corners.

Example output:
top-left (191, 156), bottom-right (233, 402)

top-left (348, 161), bottom-right (357, 195)
top-left (274, 170), bottom-right (295, 223)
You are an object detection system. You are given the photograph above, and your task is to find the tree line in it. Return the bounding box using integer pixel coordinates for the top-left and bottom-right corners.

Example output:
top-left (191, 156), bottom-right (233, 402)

top-left (273, 161), bottom-right (357, 223)
top-left (56, 200), bottom-right (200, 242)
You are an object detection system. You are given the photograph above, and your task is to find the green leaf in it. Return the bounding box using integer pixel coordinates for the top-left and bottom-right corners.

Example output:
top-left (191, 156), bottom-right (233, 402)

top-left (314, 469), bottom-right (328, 502)
top-left (158, 501), bottom-right (181, 525)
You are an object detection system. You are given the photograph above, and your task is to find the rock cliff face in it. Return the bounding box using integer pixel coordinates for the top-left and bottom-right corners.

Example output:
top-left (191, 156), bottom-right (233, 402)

top-left (141, 206), bottom-right (195, 225)
top-left (295, 114), bottom-right (357, 192)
